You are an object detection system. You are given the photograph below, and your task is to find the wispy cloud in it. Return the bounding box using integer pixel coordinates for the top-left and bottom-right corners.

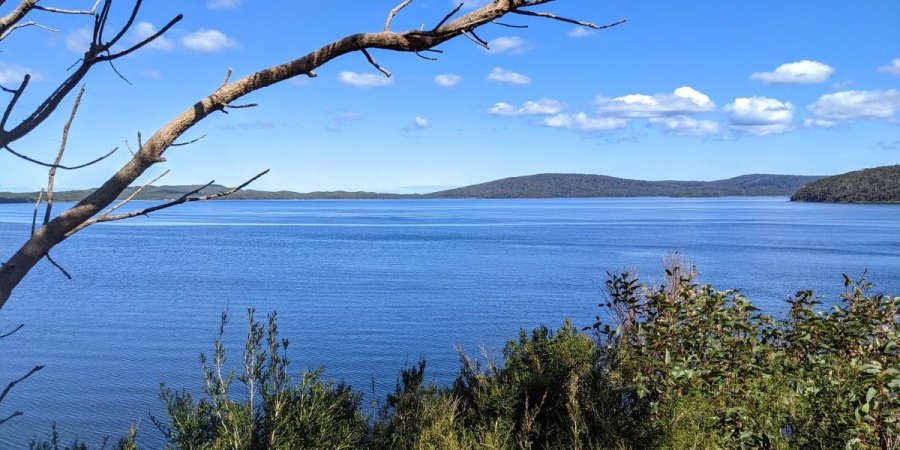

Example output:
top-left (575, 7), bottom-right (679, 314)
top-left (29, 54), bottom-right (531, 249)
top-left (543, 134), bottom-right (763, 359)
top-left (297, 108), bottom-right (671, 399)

top-left (130, 22), bottom-right (174, 51)
top-left (216, 120), bottom-right (275, 131)
top-left (594, 86), bottom-right (715, 118)
top-left (542, 113), bottom-right (629, 133)
top-left (434, 74), bottom-right (462, 88)
top-left (749, 60), bottom-right (834, 85)
top-left (65, 28), bottom-right (93, 54)
top-left (486, 67), bottom-right (531, 85)
top-left (807, 89), bottom-right (900, 121)
top-left (567, 27), bottom-right (594, 38)
top-left (337, 71), bottom-right (392, 88)
top-left (207, 0), bottom-right (241, 10)
top-left (181, 29), bottom-right (238, 52)
top-left (877, 58), bottom-right (900, 75)
top-left (725, 96), bottom-right (795, 135)
top-left (648, 116), bottom-right (721, 137)
top-left (325, 112), bottom-right (361, 132)
top-left (404, 116), bottom-right (430, 132)
top-left (486, 36), bottom-right (533, 55)
top-left (488, 99), bottom-right (566, 117)
top-left (0, 63), bottom-right (42, 84)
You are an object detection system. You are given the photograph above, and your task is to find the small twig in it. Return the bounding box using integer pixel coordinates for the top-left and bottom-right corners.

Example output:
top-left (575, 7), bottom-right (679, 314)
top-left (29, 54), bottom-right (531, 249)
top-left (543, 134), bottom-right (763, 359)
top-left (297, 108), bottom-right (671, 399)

top-left (0, 324), bottom-right (24, 340)
top-left (106, 60), bottom-right (132, 85)
top-left (432, 3), bottom-right (463, 31)
top-left (0, 22), bottom-right (57, 41)
top-left (511, 10), bottom-right (627, 30)
top-left (4, 145), bottom-right (116, 170)
top-left (415, 51), bottom-right (437, 61)
top-left (0, 411), bottom-right (23, 427)
top-left (0, 74), bottom-right (29, 131)
top-left (30, 189), bottom-right (44, 236)
top-left (0, 365), bottom-right (44, 405)
top-left (45, 254), bottom-right (72, 280)
top-left (221, 68), bottom-right (233, 88)
top-left (45, 86), bottom-right (86, 226)
top-left (491, 20), bottom-right (528, 28)
top-left (463, 32), bottom-right (489, 49)
top-left (103, 169), bottom-right (171, 216)
top-left (171, 134), bottom-right (208, 147)
top-left (385, 0), bottom-right (414, 32)
top-left (360, 48), bottom-right (391, 77)
top-left (306, 71), bottom-right (318, 78)
top-left (67, 170), bottom-right (270, 236)
top-left (224, 103), bottom-right (257, 110)
top-left (137, 131), bottom-right (143, 151)
top-left (33, 1), bottom-right (102, 15)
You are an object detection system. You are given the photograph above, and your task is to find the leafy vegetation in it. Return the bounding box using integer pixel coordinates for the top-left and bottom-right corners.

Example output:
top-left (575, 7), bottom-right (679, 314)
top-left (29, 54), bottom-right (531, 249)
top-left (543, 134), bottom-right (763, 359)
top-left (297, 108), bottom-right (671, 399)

top-left (29, 264), bottom-right (900, 449)
top-left (791, 165), bottom-right (900, 203)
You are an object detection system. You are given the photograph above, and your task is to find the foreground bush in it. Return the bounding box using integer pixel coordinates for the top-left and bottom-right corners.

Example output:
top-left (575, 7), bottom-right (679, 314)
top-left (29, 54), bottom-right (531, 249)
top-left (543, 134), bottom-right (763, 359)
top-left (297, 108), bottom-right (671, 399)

top-left (30, 266), bottom-right (899, 449)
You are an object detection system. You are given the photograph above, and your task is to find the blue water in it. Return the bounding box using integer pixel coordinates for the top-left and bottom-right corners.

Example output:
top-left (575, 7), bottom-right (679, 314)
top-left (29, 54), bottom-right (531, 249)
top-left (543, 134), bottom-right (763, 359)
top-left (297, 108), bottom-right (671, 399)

top-left (0, 197), bottom-right (898, 447)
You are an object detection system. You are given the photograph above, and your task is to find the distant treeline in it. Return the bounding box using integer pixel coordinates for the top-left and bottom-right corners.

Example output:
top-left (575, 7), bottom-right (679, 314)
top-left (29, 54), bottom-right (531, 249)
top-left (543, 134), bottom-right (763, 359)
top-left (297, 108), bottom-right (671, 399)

top-left (0, 173), bottom-right (822, 203)
top-left (791, 165), bottom-right (900, 203)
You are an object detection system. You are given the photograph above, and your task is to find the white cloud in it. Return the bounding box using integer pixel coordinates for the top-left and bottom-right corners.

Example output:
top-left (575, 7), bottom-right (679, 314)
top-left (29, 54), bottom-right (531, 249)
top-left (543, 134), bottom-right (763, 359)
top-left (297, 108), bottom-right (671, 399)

top-left (130, 22), bottom-right (174, 50)
top-left (486, 67), bottom-right (531, 85)
top-left (749, 60), bottom-right (834, 85)
top-left (337, 71), bottom-right (392, 88)
top-left (65, 28), bottom-right (93, 54)
top-left (594, 86), bottom-right (715, 118)
top-left (543, 113), bottom-right (629, 133)
top-left (648, 116), bottom-right (720, 137)
top-left (405, 116), bottom-right (430, 131)
top-left (434, 74), bottom-right (462, 88)
top-left (207, 0), bottom-right (241, 10)
top-left (807, 89), bottom-right (900, 121)
top-left (487, 36), bottom-right (533, 54)
top-left (877, 58), bottom-right (900, 75)
top-left (325, 112), bottom-right (360, 131)
top-left (725, 96), bottom-right (795, 136)
top-left (568, 27), bottom-right (594, 38)
top-left (181, 29), bottom-right (238, 52)
top-left (802, 118), bottom-right (838, 128)
top-left (0, 63), bottom-right (42, 84)
top-left (488, 99), bottom-right (565, 117)
top-left (832, 80), bottom-right (853, 89)
top-left (140, 69), bottom-right (162, 78)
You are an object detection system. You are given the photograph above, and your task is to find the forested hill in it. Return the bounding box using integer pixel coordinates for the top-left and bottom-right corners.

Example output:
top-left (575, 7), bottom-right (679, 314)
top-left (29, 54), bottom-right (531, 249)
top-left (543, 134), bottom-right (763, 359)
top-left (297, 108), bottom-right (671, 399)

top-left (790, 165), bottom-right (900, 203)
top-left (425, 173), bottom-right (823, 198)
top-left (0, 185), bottom-right (415, 203)
top-left (0, 173), bottom-right (823, 203)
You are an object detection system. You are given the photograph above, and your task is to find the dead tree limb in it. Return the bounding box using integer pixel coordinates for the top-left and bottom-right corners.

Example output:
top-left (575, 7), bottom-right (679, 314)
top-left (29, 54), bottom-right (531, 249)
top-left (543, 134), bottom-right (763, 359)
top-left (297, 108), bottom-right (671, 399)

top-left (0, 0), bottom-right (625, 309)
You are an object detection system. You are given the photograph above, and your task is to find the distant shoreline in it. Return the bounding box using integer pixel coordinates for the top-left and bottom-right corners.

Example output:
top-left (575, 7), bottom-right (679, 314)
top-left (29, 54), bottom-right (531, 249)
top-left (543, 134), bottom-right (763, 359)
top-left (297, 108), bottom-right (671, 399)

top-left (0, 172), bottom-right (823, 203)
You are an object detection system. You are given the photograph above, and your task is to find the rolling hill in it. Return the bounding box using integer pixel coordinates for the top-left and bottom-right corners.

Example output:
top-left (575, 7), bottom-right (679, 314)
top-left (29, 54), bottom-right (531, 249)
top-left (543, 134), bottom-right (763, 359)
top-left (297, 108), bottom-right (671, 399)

top-left (790, 165), bottom-right (900, 203)
top-left (0, 173), bottom-right (823, 203)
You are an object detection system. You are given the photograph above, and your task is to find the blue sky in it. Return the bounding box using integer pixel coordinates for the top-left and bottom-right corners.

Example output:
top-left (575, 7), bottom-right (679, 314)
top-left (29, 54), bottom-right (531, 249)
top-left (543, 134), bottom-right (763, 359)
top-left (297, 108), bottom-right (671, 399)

top-left (1, 0), bottom-right (898, 193)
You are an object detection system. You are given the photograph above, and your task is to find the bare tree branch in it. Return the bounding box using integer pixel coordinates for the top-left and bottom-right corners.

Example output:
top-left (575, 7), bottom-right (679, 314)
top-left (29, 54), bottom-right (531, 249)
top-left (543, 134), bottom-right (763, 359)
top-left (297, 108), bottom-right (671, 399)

top-left (0, 0), bottom-right (618, 308)
top-left (67, 170), bottom-right (270, 236)
top-left (4, 145), bottom-right (117, 170)
top-left (0, 324), bottom-right (23, 340)
top-left (0, 365), bottom-right (44, 405)
top-left (44, 86), bottom-right (86, 227)
top-left (102, 169), bottom-right (170, 217)
top-left (385, 0), bottom-right (414, 32)
top-left (511, 10), bottom-right (626, 30)
top-left (361, 48), bottom-right (391, 77)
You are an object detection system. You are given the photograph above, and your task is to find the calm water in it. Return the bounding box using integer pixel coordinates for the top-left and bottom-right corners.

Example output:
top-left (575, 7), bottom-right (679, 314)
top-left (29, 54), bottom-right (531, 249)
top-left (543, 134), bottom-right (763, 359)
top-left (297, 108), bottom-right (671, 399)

top-left (0, 198), bottom-right (898, 447)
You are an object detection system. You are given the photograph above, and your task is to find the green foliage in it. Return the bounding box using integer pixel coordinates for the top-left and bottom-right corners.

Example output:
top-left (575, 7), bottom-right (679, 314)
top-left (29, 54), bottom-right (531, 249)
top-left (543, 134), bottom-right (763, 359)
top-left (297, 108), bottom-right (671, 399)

top-left (591, 261), bottom-right (900, 449)
top-left (790, 164), bottom-right (900, 203)
top-left (29, 266), bottom-right (900, 449)
top-left (152, 308), bottom-right (368, 450)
